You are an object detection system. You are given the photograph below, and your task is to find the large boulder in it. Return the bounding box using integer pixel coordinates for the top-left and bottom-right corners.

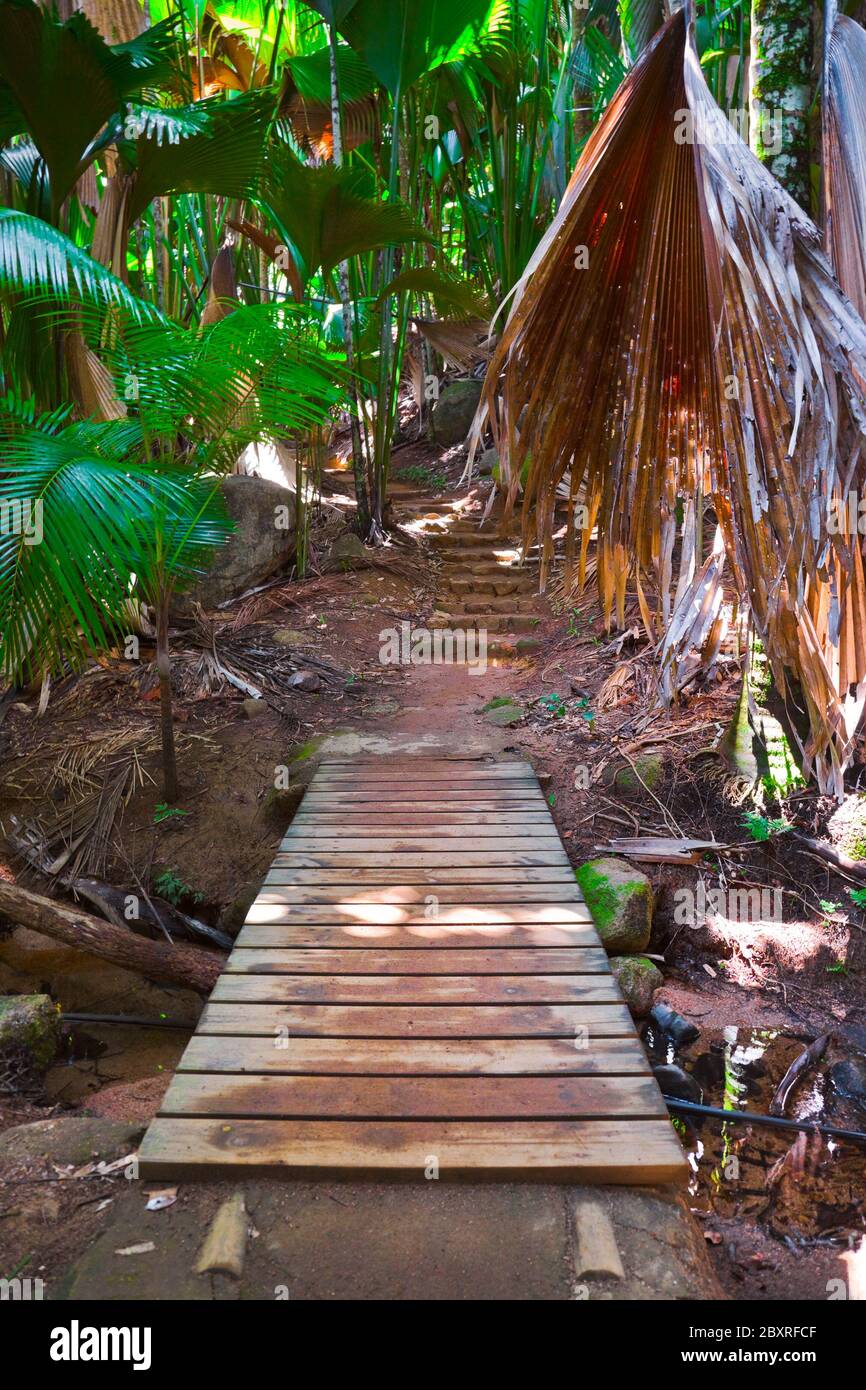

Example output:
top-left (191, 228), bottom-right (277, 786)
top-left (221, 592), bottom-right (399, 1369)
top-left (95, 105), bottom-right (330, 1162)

top-left (575, 856), bottom-right (653, 954)
top-left (0, 993), bottom-right (60, 1084)
top-left (184, 475), bottom-right (296, 610)
top-left (429, 379), bottom-right (482, 446)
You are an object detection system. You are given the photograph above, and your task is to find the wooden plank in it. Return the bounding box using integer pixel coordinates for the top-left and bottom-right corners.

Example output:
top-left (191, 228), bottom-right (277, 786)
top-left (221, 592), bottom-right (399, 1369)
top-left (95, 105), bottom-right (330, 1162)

top-left (298, 801), bottom-right (547, 814)
top-left (177, 1036), bottom-right (652, 1075)
top-left (160, 1072), bottom-right (667, 1120)
top-left (211, 973), bottom-right (622, 1006)
top-left (234, 924), bottom-right (599, 948)
top-left (260, 884), bottom-right (582, 903)
top-left (138, 1117), bottom-right (689, 1183)
top-left (287, 819), bottom-right (557, 834)
top-left (263, 867), bottom-right (575, 883)
top-left (215, 970), bottom-right (615, 1002)
top-left (226, 948), bottom-right (602, 975)
top-left (301, 791), bottom-right (546, 804)
top-left (243, 903), bottom-right (594, 925)
top-left (197, 1001), bottom-right (637, 1037)
top-left (315, 765), bottom-right (532, 778)
top-left (274, 839), bottom-right (562, 854)
top-left (260, 852), bottom-right (569, 867)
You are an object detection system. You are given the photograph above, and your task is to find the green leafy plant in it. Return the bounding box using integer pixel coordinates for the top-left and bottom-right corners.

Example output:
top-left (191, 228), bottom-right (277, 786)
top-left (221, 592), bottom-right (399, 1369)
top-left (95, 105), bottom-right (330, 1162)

top-left (153, 804), bottom-right (189, 825)
top-left (153, 867), bottom-right (203, 906)
top-left (741, 813), bottom-right (791, 842)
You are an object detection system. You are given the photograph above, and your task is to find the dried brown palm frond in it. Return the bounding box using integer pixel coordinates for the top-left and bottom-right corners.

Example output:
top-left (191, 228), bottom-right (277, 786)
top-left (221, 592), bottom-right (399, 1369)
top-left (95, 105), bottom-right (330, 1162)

top-left (281, 93), bottom-right (379, 161)
top-left (473, 7), bottom-right (866, 797)
top-left (824, 11), bottom-right (866, 320)
top-left (412, 316), bottom-right (491, 372)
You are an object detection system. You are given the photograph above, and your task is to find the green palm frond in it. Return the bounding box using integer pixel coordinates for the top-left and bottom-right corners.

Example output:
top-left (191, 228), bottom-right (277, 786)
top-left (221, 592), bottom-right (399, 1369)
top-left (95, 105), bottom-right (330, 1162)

top-left (261, 144), bottom-right (431, 286)
top-left (123, 89), bottom-right (277, 222)
top-left (0, 210), bottom-right (162, 321)
top-left (0, 413), bottom-right (230, 681)
top-left (55, 299), bottom-right (346, 469)
top-left (0, 0), bottom-right (179, 216)
top-left (375, 266), bottom-right (489, 319)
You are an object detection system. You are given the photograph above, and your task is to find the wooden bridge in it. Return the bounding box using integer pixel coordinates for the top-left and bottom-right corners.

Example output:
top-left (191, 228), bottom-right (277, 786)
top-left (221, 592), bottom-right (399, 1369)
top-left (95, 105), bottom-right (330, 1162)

top-left (139, 759), bottom-right (687, 1182)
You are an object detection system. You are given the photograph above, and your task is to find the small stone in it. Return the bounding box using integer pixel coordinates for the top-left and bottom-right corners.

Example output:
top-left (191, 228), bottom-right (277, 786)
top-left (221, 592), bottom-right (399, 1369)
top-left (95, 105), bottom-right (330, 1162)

top-left (476, 446), bottom-right (499, 476)
top-left (609, 956), bottom-right (663, 1018)
top-left (0, 993), bottom-right (60, 1075)
top-left (485, 703), bottom-right (525, 726)
top-left (328, 532), bottom-right (366, 564)
top-left (573, 1201), bottom-right (625, 1281)
top-left (242, 698), bottom-right (267, 718)
top-left (289, 670), bottom-right (322, 693)
top-left (272, 628), bottom-right (312, 647)
top-left (514, 636), bottom-right (542, 653)
top-left (651, 1062), bottom-right (703, 1104)
top-left (829, 1057), bottom-right (866, 1110)
top-left (575, 856), bottom-right (653, 954)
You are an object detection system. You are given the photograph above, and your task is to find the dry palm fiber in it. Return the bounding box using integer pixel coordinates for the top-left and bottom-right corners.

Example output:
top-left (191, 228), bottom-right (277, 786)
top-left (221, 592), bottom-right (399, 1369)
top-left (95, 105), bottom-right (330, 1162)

top-left (473, 6), bottom-right (866, 796)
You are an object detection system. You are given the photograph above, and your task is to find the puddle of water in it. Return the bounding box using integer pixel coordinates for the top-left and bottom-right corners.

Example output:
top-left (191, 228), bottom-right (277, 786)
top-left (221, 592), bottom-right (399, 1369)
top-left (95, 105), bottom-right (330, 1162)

top-left (663, 1026), bottom-right (866, 1244)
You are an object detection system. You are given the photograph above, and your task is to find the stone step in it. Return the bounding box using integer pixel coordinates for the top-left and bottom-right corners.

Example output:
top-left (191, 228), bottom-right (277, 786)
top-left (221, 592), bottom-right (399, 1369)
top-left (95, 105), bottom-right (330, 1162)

top-left (430, 612), bottom-right (541, 633)
top-left (442, 561), bottom-right (539, 578)
top-left (442, 569), bottom-right (537, 589)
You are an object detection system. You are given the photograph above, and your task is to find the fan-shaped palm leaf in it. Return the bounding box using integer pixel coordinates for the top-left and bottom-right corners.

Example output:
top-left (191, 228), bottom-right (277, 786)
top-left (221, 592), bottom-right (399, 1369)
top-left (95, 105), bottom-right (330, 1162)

top-left (0, 0), bottom-right (179, 216)
top-left (475, 8), bottom-right (866, 794)
top-left (260, 145), bottom-right (430, 287)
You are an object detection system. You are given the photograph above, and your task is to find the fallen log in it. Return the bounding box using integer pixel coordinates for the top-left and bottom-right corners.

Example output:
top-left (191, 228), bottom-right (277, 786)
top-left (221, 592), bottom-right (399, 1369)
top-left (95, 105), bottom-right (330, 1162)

top-left (0, 880), bottom-right (223, 996)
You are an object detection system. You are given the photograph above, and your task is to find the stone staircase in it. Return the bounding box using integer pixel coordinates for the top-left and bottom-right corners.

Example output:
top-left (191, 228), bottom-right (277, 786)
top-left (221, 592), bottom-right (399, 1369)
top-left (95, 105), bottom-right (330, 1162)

top-left (388, 476), bottom-right (545, 654)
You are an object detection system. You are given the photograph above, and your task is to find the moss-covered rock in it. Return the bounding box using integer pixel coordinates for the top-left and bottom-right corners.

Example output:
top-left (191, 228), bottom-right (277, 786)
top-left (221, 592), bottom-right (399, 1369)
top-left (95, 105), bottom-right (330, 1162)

top-left (609, 956), bottom-right (663, 1018)
top-left (601, 750), bottom-right (665, 795)
top-left (0, 993), bottom-right (60, 1077)
top-left (575, 857), bottom-right (653, 954)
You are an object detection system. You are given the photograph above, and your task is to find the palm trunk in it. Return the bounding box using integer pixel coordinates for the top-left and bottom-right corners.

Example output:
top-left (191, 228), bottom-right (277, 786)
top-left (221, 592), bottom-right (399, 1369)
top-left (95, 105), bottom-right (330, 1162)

top-left (749, 0), bottom-right (814, 209)
top-left (156, 593), bottom-right (178, 802)
top-left (328, 24), bottom-right (371, 538)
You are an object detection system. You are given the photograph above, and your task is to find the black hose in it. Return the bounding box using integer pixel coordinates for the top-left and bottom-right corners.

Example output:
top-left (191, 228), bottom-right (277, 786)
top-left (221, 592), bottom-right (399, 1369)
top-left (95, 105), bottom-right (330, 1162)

top-left (663, 1095), bottom-right (866, 1146)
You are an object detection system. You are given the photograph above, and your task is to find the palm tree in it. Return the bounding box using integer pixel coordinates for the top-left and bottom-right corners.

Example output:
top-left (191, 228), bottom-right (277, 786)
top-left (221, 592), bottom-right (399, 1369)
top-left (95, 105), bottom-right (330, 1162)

top-left (0, 298), bottom-right (345, 797)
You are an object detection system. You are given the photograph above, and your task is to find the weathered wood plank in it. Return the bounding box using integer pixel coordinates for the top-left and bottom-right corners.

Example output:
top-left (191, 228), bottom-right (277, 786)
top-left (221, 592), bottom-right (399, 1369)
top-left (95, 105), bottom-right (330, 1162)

top-left (211, 973), bottom-right (619, 1006)
top-left (177, 1036), bottom-right (652, 1075)
top-left (302, 791), bottom-right (546, 804)
top-left (243, 903), bottom-right (594, 925)
top-left (261, 852), bottom-right (570, 867)
top-left (287, 819), bottom-right (557, 834)
top-left (196, 1001), bottom-right (637, 1037)
top-left (263, 866), bottom-right (575, 883)
top-left (138, 1117), bottom-right (689, 1183)
top-left (215, 970), bottom-right (616, 1002)
top-left (260, 883), bottom-right (582, 903)
top-left (226, 947), bottom-right (602, 975)
top-left (160, 1072), bottom-right (667, 1119)
top-left (234, 924), bottom-right (599, 948)
top-left (274, 839), bottom-right (563, 854)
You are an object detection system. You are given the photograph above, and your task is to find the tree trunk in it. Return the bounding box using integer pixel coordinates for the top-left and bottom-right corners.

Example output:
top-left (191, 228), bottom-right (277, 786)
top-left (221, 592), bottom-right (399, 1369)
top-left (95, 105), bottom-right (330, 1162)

top-left (156, 592), bottom-right (178, 802)
top-left (328, 24), bottom-right (372, 538)
top-left (749, 0), bottom-right (814, 209)
top-left (0, 880), bottom-right (223, 995)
